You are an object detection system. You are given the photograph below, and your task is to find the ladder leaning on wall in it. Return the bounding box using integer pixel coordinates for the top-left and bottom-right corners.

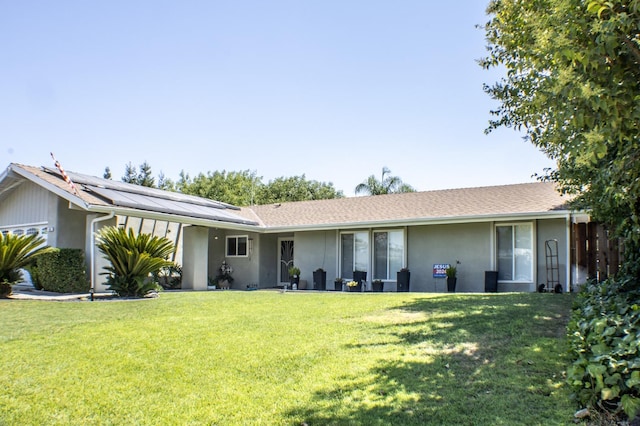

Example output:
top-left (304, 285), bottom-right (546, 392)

top-left (540, 239), bottom-right (562, 293)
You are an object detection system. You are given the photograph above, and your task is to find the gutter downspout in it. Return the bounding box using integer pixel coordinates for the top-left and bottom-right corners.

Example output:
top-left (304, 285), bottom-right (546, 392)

top-left (90, 211), bottom-right (115, 301)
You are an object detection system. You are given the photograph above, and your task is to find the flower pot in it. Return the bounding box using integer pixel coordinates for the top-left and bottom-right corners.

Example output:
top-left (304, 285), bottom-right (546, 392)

top-left (334, 281), bottom-right (343, 291)
top-left (397, 270), bottom-right (410, 292)
top-left (353, 271), bottom-right (367, 285)
top-left (313, 269), bottom-right (327, 290)
top-left (372, 281), bottom-right (384, 292)
top-left (447, 277), bottom-right (457, 292)
top-left (348, 284), bottom-right (362, 292)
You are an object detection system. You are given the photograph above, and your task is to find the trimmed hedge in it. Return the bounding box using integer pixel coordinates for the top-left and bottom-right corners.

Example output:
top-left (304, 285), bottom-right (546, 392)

top-left (35, 248), bottom-right (90, 293)
top-left (567, 278), bottom-right (640, 420)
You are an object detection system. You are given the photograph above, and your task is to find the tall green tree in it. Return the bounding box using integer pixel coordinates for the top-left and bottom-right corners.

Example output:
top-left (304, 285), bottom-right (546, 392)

top-left (118, 161), bottom-right (156, 187)
top-left (179, 170), bottom-right (262, 206)
top-left (136, 161), bottom-right (155, 187)
top-left (355, 167), bottom-right (415, 196)
top-left (157, 171), bottom-right (175, 191)
top-left (257, 175), bottom-right (344, 204)
top-left (481, 0), bottom-right (640, 283)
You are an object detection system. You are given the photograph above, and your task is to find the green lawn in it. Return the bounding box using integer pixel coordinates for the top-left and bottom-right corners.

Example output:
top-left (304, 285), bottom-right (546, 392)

top-left (0, 291), bottom-right (576, 425)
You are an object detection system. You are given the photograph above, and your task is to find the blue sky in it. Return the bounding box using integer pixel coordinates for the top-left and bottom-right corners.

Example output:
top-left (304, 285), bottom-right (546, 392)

top-left (0, 1), bottom-right (554, 196)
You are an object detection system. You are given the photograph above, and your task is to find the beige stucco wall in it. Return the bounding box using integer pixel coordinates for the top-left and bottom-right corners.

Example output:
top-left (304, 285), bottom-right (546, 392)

top-left (291, 230), bottom-right (338, 290)
top-left (182, 226), bottom-right (209, 290)
top-left (210, 230), bottom-right (262, 289)
top-left (54, 197), bottom-right (87, 249)
top-left (257, 233), bottom-right (280, 288)
top-left (535, 217), bottom-right (569, 292)
top-left (407, 222), bottom-right (493, 292)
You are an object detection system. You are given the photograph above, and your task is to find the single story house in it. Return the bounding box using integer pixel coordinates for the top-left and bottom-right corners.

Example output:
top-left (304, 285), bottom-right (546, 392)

top-left (0, 163), bottom-right (592, 293)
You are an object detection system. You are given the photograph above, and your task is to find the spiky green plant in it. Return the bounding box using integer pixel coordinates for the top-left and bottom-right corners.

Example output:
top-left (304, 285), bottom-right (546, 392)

top-left (0, 233), bottom-right (54, 297)
top-left (96, 226), bottom-right (175, 297)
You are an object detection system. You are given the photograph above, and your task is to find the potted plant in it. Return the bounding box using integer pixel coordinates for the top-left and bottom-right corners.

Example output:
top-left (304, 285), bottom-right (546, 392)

top-left (334, 277), bottom-right (344, 291)
top-left (288, 266), bottom-right (300, 287)
top-left (372, 279), bottom-right (384, 292)
top-left (214, 261), bottom-right (234, 289)
top-left (446, 265), bottom-right (457, 292)
top-left (397, 268), bottom-right (410, 292)
top-left (353, 270), bottom-right (367, 286)
top-left (313, 268), bottom-right (327, 290)
top-left (346, 280), bottom-right (361, 292)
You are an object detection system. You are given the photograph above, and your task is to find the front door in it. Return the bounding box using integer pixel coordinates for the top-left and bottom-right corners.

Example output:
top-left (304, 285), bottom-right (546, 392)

top-left (278, 238), bottom-right (294, 285)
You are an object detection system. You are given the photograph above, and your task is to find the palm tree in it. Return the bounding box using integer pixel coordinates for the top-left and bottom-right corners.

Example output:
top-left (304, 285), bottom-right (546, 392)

top-left (354, 167), bottom-right (416, 196)
top-left (0, 233), bottom-right (54, 297)
top-left (96, 226), bottom-right (175, 297)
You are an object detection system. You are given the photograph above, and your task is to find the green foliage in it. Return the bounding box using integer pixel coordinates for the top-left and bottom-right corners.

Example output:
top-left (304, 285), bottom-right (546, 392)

top-left (0, 233), bottom-right (53, 285)
top-left (23, 264), bottom-right (42, 290)
top-left (567, 278), bottom-right (640, 419)
top-left (288, 266), bottom-right (300, 276)
top-left (179, 169), bottom-right (262, 206)
top-left (178, 169), bottom-right (343, 206)
top-left (96, 226), bottom-right (175, 297)
top-left (355, 166), bottom-right (415, 196)
top-left (445, 265), bottom-right (457, 278)
top-left (256, 175), bottom-right (344, 204)
top-left (152, 263), bottom-right (182, 290)
top-left (482, 0), bottom-right (640, 281)
top-left (120, 161), bottom-right (155, 187)
top-left (35, 249), bottom-right (90, 293)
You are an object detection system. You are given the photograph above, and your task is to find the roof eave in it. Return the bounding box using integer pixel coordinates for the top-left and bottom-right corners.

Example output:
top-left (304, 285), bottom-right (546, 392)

top-left (9, 164), bottom-right (90, 210)
top-left (261, 210), bottom-right (575, 233)
top-left (86, 205), bottom-right (263, 231)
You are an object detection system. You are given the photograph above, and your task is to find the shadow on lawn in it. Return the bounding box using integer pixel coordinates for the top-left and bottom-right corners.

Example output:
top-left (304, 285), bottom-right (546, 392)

top-left (285, 293), bottom-right (573, 425)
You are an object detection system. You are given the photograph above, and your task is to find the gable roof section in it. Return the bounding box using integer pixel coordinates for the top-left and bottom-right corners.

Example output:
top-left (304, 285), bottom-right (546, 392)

top-left (245, 182), bottom-right (571, 231)
top-left (2, 164), bottom-right (259, 227)
top-left (2, 163), bottom-right (573, 232)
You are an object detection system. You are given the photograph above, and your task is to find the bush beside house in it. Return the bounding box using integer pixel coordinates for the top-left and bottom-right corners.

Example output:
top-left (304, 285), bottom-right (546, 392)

top-left (567, 279), bottom-right (640, 421)
top-left (32, 248), bottom-right (90, 293)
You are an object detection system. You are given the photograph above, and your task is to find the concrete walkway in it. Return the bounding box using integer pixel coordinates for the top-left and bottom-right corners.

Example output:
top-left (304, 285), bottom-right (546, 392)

top-left (8, 284), bottom-right (112, 301)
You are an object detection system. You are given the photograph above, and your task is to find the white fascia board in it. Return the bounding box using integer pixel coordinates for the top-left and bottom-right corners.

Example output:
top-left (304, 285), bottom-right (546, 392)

top-left (260, 210), bottom-right (575, 233)
top-left (86, 205), bottom-right (263, 232)
top-left (9, 165), bottom-right (90, 210)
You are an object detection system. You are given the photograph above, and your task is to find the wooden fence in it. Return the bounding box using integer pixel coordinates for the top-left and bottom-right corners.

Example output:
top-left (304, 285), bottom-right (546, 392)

top-left (573, 222), bottom-right (622, 281)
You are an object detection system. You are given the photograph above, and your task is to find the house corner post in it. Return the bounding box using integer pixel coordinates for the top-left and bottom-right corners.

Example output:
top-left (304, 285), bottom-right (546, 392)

top-left (182, 226), bottom-right (209, 291)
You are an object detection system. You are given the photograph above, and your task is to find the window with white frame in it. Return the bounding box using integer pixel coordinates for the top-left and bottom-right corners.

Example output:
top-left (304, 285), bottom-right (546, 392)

top-left (373, 230), bottom-right (404, 280)
top-left (226, 235), bottom-right (248, 257)
top-left (340, 232), bottom-right (369, 279)
top-left (496, 223), bottom-right (533, 282)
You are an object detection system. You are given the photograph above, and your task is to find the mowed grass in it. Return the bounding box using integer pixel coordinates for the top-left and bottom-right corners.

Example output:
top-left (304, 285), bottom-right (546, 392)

top-left (0, 291), bottom-right (576, 425)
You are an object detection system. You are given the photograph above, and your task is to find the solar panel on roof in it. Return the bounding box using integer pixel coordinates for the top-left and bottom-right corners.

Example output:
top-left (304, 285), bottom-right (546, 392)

top-left (41, 166), bottom-right (238, 210)
top-left (87, 186), bottom-right (257, 225)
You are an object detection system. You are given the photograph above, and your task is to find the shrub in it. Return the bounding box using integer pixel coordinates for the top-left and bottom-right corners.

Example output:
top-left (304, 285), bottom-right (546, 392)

top-left (152, 263), bottom-right (182, 290)
top-left (96, 226), bottom-right (175, 297)
top-left (567, 277), bottom-right (640, 420)
top-left (0, 233), bottom-right (53, 297)
top-left (35, 249), bottom-right (90, 293)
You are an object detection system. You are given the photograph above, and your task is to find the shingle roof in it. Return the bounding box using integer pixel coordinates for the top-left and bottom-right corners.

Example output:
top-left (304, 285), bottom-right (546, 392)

top-left (244, 182), bottom-right (571, 229)
top-left (3, 163), bottom-right (572, 231)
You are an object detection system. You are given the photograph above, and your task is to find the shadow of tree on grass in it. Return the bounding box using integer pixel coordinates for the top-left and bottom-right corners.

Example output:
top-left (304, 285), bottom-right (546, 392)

top-left (285, 293), bottom-right (574, 425)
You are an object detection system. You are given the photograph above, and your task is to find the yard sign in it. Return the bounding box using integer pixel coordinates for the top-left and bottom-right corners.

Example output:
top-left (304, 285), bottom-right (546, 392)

top-left (433, 264), bottom-right (450, 278)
